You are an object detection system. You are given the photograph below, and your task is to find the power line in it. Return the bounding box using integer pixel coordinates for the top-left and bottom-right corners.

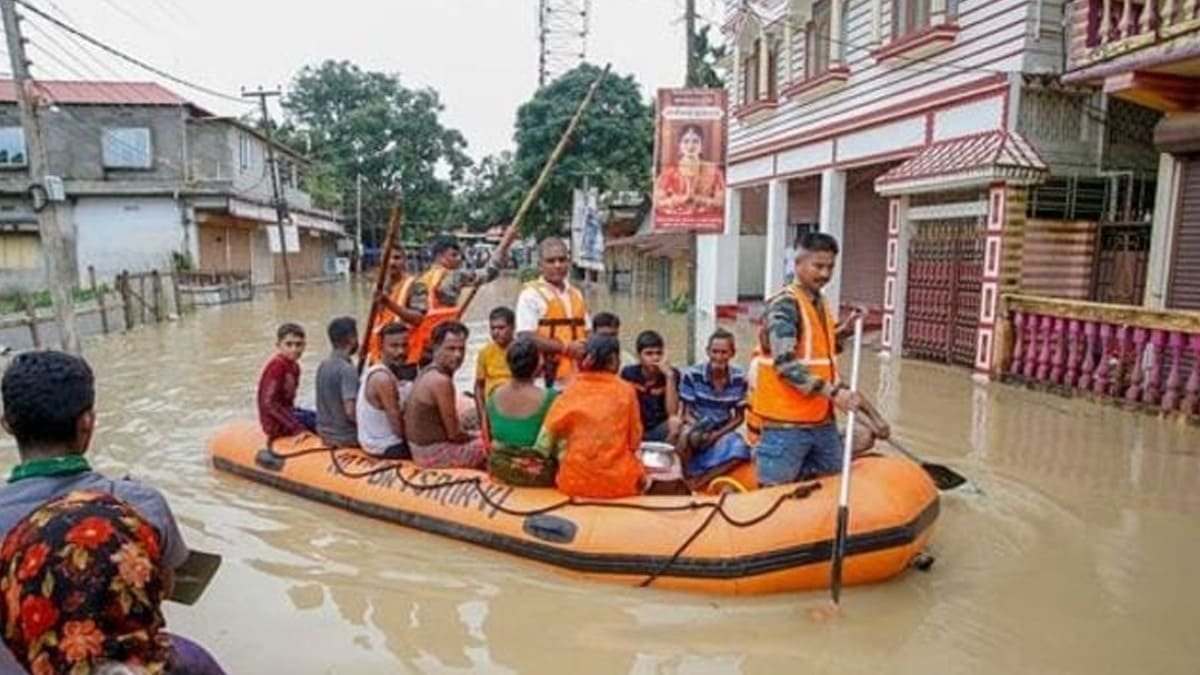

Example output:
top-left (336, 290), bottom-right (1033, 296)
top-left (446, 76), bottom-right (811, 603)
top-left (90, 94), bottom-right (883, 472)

top-left (14, 0), bottom-right (248, 104)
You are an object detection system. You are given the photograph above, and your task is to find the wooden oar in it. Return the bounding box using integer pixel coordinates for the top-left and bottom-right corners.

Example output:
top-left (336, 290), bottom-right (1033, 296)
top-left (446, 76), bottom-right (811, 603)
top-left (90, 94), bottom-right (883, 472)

top-left (884, 437), bottom-right (969, 491)
top-left (458, 63), bottom-right (612, 315)
top-left (830, 316), bottom-right (864, 606)
top-left (356, 198), bottom-right (403, 374)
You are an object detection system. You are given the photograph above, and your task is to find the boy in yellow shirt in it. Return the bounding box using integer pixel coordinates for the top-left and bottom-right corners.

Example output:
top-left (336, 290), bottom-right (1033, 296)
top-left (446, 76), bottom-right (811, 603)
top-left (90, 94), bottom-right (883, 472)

top-left (473, 307), bottom-right (516, 430)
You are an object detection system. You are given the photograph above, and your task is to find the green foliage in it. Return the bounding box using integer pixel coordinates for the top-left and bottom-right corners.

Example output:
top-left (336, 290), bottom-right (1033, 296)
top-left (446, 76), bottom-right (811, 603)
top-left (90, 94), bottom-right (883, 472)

top-left (282, 60), bottom-right (471, 242)
top-left (512, 63), bottom-right (654, 240)
top-left (663, 293), bottom-right (690, 314)
top-left (0, 287), bottom-right (105, 315)
top-left (453, 151), bottom-right (524, 232)
top-left (690, 25), bottom-right (727, 88)
top-left (171, 250), bottom-right (193, 272)
top-left (517, 266), bottom-right (541, 283)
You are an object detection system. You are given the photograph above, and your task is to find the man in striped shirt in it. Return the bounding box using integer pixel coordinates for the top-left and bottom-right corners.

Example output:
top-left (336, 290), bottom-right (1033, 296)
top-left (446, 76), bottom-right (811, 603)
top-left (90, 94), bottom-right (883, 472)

top-left (678, 329), bottom-right (753, 481)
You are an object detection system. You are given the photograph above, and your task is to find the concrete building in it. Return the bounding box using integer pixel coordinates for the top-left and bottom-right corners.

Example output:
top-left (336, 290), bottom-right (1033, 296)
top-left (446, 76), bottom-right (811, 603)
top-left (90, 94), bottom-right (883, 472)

top-left (0, 80), bottom-right (343, 291)
top-left (701, 0), bottom-right (1161, 377)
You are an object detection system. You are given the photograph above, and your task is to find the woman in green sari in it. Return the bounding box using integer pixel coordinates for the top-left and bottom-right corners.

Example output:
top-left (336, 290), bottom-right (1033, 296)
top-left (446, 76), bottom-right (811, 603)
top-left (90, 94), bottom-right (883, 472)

top-left (486, 339), bottom-right (558, 487)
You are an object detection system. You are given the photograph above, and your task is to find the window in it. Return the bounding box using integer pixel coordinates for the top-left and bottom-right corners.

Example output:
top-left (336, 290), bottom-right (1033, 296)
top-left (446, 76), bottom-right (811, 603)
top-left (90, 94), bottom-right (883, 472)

top-left (740, 38), bottom-right (778, 106)
top-left (0, 127), bottom-right (27, 167)
top-left (277, 159), bottom-right (294, 189)
top-left (807, 1), bottom-right (832, 78)
top-left (238, 131), bottom-right (253, 172)
top-left (890, 0), bottom-right (957, 39)
top-left (102, 127), bottom-right (152, 169)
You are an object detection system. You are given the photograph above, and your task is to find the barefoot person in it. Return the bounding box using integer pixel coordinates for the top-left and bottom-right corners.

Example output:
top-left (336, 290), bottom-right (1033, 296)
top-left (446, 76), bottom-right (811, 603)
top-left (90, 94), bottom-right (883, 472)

top-left (357, 323), bottom-right (413, 459)
top-left (749, 232), bottom-right (865, 486)
top-left (405, 322), bottom-right (487, 469)
top-left (515, 238), bottom-right (589, 388)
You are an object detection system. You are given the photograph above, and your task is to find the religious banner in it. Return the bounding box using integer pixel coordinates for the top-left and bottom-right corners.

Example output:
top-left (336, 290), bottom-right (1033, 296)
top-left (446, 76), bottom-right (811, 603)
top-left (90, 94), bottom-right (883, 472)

top-left (652, 88), bottom-right (728, 233)
top-left (570, 188), bottom-right (605, 271)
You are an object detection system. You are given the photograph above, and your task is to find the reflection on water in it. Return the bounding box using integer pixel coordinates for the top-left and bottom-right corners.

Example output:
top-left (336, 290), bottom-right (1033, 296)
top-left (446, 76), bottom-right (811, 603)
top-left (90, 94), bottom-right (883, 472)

top-left (1, 279), bottom-right (1197, 673)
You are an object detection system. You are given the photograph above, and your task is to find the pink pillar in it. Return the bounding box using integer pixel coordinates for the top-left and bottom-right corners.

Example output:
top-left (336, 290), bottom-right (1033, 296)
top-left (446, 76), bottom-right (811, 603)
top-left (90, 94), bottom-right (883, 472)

top-left (1050, 317), bottom-right (1068, 385)
top-left (1079, 321), bottom-right (1098, 391)
top-left (1023, 312), bottom-right (1043, 380)
top-left (1125, 327), bottom-right (1148, 402)
top-left (1162, 331), bottom-right (1185, 413)
top-left (1036, 315), bottom-right (1054, 382)
top-left (1065, 319), bottom-right (1083, 388)
top-left (1109, 326), bottom-right (1132, 398)
top-left (1141, 329), bottom-right (1166, 406)
top-left (1010, 310), bottom-right (1026, 376)
top-left (1093, 323), bottom-right (1114, 396)
top-left (1183, 334), bottom-right (1200, 416)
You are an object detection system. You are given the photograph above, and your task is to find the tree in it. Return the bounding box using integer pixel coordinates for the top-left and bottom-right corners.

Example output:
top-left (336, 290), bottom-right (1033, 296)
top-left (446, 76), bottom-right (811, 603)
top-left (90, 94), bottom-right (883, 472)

top-left (512, 63), bottom-right (654, 239)
top-left (282, 60), bottom-right (471, 242)
top-left (691, 25), bottom-right (727, 88)
top-left (453, 151), bottom-right (523, 232)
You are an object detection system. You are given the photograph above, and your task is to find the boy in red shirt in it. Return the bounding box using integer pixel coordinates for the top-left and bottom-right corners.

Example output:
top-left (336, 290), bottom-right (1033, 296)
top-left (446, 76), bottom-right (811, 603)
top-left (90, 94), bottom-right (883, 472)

top-left (257, 322), bottom-right (316, 440)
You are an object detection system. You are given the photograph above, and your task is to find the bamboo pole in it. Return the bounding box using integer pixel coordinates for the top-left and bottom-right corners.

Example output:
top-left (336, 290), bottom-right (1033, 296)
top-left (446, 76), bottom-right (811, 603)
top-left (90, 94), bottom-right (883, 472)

top-left (459, 64), bottom-right (611, 315)
top-left (356, 199), bottom-right (403, 374)
top-left (151, 270), bottom-right (163, 322)
top-left (23, 293), bottom-right (39, 348)
top-left (89, 265), bottom-right (109, 335)
top-left (119, 271), bottom-right (134, 331)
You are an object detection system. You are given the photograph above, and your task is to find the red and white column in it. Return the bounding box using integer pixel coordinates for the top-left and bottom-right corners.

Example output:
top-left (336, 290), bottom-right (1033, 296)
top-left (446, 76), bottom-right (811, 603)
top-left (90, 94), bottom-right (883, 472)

top-left (975, 185), bottom-right (1006, 381)
top-left (880, 196), bottom-right (907, 359)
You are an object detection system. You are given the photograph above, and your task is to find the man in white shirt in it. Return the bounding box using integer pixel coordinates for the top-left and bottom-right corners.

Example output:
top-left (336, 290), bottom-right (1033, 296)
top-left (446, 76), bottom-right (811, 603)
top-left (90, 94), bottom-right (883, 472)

top-left (515, 238), bottom-right (592, 388)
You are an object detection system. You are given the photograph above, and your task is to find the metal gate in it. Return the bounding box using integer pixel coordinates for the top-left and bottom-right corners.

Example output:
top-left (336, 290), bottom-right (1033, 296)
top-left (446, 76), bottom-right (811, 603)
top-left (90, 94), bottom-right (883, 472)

top-left (1091, 222), bottom-right (1151, 305)
top-left (903, 219), bottom-right (984, 366)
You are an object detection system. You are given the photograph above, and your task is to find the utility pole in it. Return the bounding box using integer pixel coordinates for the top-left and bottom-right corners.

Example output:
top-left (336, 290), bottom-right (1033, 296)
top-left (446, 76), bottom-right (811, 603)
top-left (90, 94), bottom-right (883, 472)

top-left (242, 87), bottom-right (292, 300)
top-left (684, 0), bottom-right (699, 363)
top-left (355, 173), bottom-right (363, 275)
top-left (1, 0), bottom-right (80, 354)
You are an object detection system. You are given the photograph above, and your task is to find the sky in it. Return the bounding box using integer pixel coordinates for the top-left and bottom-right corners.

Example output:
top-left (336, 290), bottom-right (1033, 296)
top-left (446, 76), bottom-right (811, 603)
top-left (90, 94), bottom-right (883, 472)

top-left (17, 0), bottom-right (724, 161)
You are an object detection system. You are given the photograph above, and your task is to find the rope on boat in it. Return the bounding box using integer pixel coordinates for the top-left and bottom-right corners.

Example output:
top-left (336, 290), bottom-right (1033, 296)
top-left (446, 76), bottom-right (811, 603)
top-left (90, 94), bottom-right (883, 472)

top-left (264, 442), bottom-right (821, 585)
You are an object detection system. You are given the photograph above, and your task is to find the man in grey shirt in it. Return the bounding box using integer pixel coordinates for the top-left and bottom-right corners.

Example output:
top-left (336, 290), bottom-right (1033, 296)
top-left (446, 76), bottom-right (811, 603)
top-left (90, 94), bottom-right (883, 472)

top-left (316, 316), bottom-right (361, 447)
top-left (0, 350), bottom-right (191, 672)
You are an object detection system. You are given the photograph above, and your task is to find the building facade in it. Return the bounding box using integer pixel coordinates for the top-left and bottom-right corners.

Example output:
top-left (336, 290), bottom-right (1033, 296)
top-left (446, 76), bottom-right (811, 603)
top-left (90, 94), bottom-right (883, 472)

top-left (699, 0), bottom-right (1163, 377)
top-left (0, 80), bottom-right (343, 291)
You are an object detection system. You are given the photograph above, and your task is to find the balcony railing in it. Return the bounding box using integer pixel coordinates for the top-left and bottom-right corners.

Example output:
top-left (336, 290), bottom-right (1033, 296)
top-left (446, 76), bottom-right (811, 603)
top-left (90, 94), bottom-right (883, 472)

top-left (1001, 294), bottom-right (1200, 418)
top-left (1082, 0), bottom-right (1200, 62)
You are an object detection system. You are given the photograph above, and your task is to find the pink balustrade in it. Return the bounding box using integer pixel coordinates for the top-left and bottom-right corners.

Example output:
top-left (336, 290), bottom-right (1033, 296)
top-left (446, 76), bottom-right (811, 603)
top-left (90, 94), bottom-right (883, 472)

top-left (1004, 295), bottom-right (1200, 417)
top-left (1085, 0), bottom-right (1200, 51)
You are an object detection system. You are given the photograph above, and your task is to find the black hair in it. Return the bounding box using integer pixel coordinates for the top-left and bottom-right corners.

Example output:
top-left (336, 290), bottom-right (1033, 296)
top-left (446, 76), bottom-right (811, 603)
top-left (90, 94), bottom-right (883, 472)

top-left (593, 312), bottom-right (620, 331)
top-left (798, 231), bottom-right (840, 256)
top-left (327, 316), bottom-right (357, 348)
top-left (380, 322), bottom-right (408, 339)
top-left (679, 123), bottom-right (705, 144)
top-left (2, 351), bottom-right (95, 447)
top-left (505, 338), bottom-right (540, 380)
top-left (276, 322), bottom-right (305, 342)
top-left (635, 330), bottom-right (665, 354)
top-left (430, 235), bottom-right (461, 259)
top-left (432, 320), bottom-right (469, 346)
top-left (582, 334), bottom-right (621, 372)
top-left (708, 328), bottom-right (735, 349)
top-left (489, 306), bottom-right (515, 327)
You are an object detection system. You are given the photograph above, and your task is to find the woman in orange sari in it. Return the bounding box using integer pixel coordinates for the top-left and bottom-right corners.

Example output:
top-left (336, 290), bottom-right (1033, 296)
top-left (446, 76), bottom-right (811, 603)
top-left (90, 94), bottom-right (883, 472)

top-left (537, 335), bottom-right (645, 498)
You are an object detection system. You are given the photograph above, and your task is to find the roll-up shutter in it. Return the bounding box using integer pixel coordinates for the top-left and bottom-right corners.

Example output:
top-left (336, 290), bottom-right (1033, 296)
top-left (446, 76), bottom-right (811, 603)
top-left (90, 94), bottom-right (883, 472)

top-left (1167, 154), bottom-right (1200, 310)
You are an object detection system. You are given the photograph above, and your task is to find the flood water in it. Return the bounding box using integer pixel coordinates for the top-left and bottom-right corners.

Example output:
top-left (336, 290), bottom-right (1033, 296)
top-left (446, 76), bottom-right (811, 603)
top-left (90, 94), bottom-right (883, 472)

top-left (3, 278), bottom-right (1198, 674)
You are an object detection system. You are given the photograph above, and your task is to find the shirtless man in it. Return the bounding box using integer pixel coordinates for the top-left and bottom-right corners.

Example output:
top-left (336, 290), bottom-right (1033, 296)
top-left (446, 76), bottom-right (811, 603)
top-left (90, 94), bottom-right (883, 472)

top-left (404, 321), bottom-right (486, 469)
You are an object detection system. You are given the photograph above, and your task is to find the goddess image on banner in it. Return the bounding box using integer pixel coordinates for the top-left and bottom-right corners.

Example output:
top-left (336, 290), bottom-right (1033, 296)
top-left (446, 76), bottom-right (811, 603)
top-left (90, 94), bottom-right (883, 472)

top-left (652, 88), bottom-right (727, 233)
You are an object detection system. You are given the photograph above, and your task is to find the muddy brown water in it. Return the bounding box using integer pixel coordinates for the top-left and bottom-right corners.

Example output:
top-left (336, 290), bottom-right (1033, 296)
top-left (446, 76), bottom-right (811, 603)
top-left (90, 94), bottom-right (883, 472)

top-left (1, 279), bottom-right (1197, 674)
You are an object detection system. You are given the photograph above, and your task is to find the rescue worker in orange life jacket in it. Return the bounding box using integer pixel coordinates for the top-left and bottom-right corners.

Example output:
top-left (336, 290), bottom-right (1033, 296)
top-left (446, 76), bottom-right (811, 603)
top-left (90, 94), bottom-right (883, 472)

top-left (748, 231), bottom-right (866, 487)
top-left (405, 235), bottom-right (499, 364)
top-left (366, 248), bottom-right (422, 366)
top-left (515, 238), bottom-right (590, 388)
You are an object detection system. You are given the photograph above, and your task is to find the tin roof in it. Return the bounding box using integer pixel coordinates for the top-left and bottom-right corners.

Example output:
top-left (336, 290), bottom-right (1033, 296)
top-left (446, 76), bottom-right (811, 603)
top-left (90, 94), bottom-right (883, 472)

top-left (875, 131), bottom-right (1048, 196)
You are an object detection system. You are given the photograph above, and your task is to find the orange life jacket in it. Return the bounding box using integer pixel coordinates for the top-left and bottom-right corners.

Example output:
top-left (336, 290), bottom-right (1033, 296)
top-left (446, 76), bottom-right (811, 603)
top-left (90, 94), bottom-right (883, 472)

top-left (527, 280), bottom-right (588, 382)
top-left (366, 276), bottom-right (416, 366)
top-left (407, 265), bottom-right (461, 364)
top-left (747, 285), bottom-right (838, 425)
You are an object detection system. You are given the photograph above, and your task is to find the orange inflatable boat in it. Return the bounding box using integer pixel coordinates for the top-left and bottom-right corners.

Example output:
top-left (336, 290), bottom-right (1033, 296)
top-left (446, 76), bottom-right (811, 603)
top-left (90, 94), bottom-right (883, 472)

top-left (209, 419), bottom-right (938, 595)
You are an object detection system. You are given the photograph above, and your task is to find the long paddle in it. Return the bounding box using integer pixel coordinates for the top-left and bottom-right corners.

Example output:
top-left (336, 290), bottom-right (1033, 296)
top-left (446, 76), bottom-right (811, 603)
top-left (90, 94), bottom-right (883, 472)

top-left (458, 64), bottom-right (612, 316)
top-left (356, 198), bottom-right (403, 374)
top-left (884, 437), bottom-right (969, 491)
top-left (830, 316), bottom-right (864, 606)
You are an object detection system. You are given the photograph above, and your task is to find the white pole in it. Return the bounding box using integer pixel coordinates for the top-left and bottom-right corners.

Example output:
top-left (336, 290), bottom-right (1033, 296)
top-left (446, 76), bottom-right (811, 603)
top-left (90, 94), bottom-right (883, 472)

top-left (830, 315), bottom-right (864, 604)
